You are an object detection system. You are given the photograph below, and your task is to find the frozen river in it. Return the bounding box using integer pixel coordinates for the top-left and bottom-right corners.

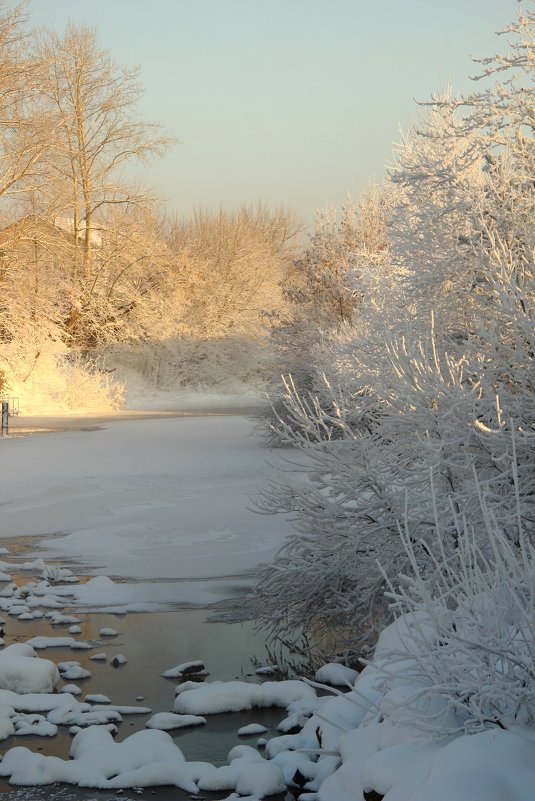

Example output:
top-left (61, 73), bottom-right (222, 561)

top-left (0, 413), bottom-right (301, 799)
top-left (1, 414), bottom-right (294, 610)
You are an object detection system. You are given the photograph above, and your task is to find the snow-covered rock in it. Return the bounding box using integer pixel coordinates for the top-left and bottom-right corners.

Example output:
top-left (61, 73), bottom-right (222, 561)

top-left (146, 712), bottom-right (206, 730)
top-left (161, 659), bottom-right (207, 678)
top-left (238, 723), bottom-right (268, 736)
top-left (174, 680), bottom-right (315, 715)
top-left (0, 644), bottom-right (59, 694)
top-left (314, 663), bottom-right (359, 687)
top-left (99, 628), bottom-right (118, 637)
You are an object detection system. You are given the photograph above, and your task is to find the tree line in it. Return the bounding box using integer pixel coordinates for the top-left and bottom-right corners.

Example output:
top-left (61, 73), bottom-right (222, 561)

top-left (0, 4), bottom-right (299, 407)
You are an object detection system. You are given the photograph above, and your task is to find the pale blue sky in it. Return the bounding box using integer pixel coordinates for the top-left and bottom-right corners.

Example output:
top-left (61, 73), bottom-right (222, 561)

top-left (28, 0), bottom-right (520, 226)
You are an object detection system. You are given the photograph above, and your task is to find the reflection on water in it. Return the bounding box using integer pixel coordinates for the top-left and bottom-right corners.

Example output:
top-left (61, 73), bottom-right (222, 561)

top-left (0, 608), bottom-right (304, 798)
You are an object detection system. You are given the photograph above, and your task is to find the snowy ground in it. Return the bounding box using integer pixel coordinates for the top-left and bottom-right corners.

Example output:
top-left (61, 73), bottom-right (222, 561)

top-left (2, 414), bottom-right (290, 610)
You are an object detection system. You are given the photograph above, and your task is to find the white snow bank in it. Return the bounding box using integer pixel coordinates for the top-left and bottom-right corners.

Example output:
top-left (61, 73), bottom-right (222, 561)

top-left (174, 679), bottom-right (315, 715)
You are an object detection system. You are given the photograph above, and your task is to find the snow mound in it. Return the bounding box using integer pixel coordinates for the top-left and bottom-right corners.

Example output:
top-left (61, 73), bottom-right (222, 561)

top-left (146, 713), bottom-right (206, 730)
top-left (0, 727), bottom-right (200, 792)
top-left (0, 644), bottom-right (59, 694)
top-left (238, 723), bottom-right (268, 736)
top-left (198, 745), bottom-right (285, 796)
top-left (173, 679), bottom-right (315, 715)
top-left (26, 636), bottom-right (92, 651)
top-left (314, 663), bottom-right (359, 687)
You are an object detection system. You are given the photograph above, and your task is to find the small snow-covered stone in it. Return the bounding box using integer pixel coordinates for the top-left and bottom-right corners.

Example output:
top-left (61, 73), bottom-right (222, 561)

top-left (314, 663), bottom-right (359, 687)
top-left (68, 625), bottom-right (82, 635)
top-left (13, 714), bottom-right (57, 737)
top-left (85, 694), bottom-right (111, 704)
top-left (110, 655), bottom-right (127, 667)
top-left (26, 636), bottom-right (91, 651)
top-left (99, 628), bottom-right (119, 637)
top-left (49, 614), bottom-right (81, 625)
top-left (8, 605), bottom-right (30, 616)
top-left (90, 653), bottom-right (107, 661)
top-left (255, 665), bottom-right (280, 676)
top-left (146, 712), bottom-right (206, 730)
top-left (60, 684), bottom-right (81, 696)
top-left (161, 660), bottom-right (207, 678)
top-left (238, 723), bottom-right (268, 736)
top-left (58, 663), bottom-right (91, 681)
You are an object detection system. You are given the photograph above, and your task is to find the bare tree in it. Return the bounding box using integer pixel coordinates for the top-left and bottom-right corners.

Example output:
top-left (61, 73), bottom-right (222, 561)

top-left (32, 22), bottom-right (175, 338)
top-left (168, 204), bottom-right (300, 339)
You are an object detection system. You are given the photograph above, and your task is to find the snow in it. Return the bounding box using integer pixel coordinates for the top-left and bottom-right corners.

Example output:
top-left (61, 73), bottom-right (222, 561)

top-left (237, 723), bottom-right (268, 736)
top-left (13, 714), bottom-right (58, 737)
top-left (255, 664), bottom-right (280, 676)
top-left (58, 663), bottom-right (91, 680)
top-left (198, 745), bottom-right (286, 796)
top-left (85, 693), bottom-right (110, 704)
top-left (161, 659), bottom-right (206, 678)
top-left (1, 416), bottom-right (294, 609)
top-left (98, 627), bottom-right (118, 637)
top-left (26, 636), bottom-right (91, 650)
top-left (0, 644), bottom-right (59, 694)
top-left (145, 712), bottom-right (206, 730)
top-left (314, 663), bottom-right (359, 687)
top-left (60, 684), bottom-right (81, 695)
top-left (49, 614), bottom-right (81, 625)
top-left (173, 679), bottom-right (316, 715)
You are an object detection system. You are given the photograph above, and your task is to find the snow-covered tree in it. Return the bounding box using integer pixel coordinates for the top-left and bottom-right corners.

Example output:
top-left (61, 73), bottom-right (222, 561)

top-left (260, 189), bottom-right (391, 443)
top-left (251, 6), bottom-right (535, 655)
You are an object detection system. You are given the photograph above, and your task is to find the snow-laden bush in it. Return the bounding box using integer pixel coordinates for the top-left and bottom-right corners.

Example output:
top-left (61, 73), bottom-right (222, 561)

top-left (252, 8), bottom-right (535, 653)
top-left (376, 470), bottom-right (535, 737)
top-left (251, 293), bottom-right (535, 653)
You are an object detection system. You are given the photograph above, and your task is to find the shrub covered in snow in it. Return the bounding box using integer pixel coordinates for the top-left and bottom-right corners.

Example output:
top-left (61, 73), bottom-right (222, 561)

top-left (251, 7), bottom-right (535, 655)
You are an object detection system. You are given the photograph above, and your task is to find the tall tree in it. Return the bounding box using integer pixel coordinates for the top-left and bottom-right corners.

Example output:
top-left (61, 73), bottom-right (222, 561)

top-left (33, 23), bottom-right (175, 339)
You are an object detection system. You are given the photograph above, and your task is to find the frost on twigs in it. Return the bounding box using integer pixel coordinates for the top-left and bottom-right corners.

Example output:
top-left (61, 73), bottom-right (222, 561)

top-left (377, 473), bottom-right (535, 736)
